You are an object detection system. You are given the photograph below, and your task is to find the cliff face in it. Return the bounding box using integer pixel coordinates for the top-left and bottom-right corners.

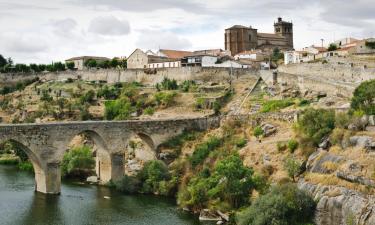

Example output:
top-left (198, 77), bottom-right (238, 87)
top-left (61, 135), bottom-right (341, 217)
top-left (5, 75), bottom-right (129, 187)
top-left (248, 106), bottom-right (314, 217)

top-left (298, 180), bottom-right (375, 225)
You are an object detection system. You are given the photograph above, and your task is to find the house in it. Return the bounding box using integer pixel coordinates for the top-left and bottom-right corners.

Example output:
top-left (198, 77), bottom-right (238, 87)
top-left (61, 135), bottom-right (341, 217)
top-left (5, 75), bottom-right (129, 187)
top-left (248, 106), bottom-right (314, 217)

top-left (303, 46), bottom-right (327, 55)
top-left (181, 54), bottom-right (218, 67)
top-left (234, 50), bottom-right (266, 61)
top-left (193, 49), bottom-right (231, 57)
top-left (65, 56), bottom-right (110, 70)
top-left (127, 49), bottom-right (149, 69)
top-left (284, 51), bottom-right (302, 65)
top-left (353, 38), bottom-right (375, 54)
top-left (334, 37), bottom-right (359, 48)
top-left (127, 49), bottom-right (182, 69)
top-left (157, 49), bottom-right (193, 59)
top-left (147, 55), bottom-right (181, 68)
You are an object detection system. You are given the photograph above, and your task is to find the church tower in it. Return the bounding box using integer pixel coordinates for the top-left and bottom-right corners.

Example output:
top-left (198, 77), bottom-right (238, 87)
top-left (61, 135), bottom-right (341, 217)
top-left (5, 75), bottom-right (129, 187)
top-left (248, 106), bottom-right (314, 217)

top-left (274, 17), bottom-right (293, 49)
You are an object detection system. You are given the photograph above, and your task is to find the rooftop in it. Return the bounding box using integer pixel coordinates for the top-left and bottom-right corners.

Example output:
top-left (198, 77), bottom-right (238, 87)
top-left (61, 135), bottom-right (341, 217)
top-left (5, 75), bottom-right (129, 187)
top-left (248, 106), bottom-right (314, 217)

top-left (159, 49), bottom-right (193, 59)
top-left (66, 56), bottom-right (110, 61)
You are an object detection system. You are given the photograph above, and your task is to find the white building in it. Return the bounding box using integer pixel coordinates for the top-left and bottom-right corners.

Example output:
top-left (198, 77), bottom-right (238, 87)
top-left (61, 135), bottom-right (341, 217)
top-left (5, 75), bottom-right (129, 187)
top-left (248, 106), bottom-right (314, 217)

top-left (284, 51), bottom-right (301, 65)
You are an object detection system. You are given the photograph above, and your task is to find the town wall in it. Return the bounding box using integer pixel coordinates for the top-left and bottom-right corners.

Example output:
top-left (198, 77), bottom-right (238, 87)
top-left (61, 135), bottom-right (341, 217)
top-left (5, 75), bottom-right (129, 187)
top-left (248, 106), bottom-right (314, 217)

top-left (1, 67), bottom-right (258, 86)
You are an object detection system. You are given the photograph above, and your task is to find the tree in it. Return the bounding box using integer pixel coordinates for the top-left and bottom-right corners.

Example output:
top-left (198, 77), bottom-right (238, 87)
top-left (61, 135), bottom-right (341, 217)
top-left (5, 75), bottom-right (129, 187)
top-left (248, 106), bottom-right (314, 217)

top-left (328, 43), bottom-right (338, 51)
top-left (271, 48), bottom-right (284, 62)
top-left (351, 80), bottom-right (375, 115)
top-left (296, 108), bottom-right (335, 146)
top-left (237, 184), bottom-right (316, 225)
top-left (283, 156), bottom-right (301, 181)
top-left (61, 145), bottom-right (95, 177)
top-left (253, 126), bottom-right (264, 139)
top-left (85, 59), bottom-right (97, 68)
top-left (137, 160), bottom-right (170, 193)
top-left (66, 62), bottom-right (75, 70)
top-left (0, 54), bottom-right (7, 68)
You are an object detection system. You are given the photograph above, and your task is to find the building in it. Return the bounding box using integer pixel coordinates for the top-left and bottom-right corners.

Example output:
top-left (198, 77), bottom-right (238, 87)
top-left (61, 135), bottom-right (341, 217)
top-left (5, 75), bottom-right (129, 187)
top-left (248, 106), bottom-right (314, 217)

top-left (181, 55), bottom-right (218, 67)
top-left (127, 49), bottom-right (182, 69)
top-left (234, 50), bottom-right (266, 61)
top-left (65, 56), bottom-right (110, 70)
top-left (334, 37), bottom-right (359, 48)
top-left (353, 38), bottom-right (375, 55)
top-left (284, 51), bottom-right (302, 65)
top-left (225, 17), bottom-right (294, 56)
top-left (157, 49), bottom-right (193, 59)
top-left (193, 49), bottom-right (231, 57)
top-left (127, 49), bottom-right (149, 69)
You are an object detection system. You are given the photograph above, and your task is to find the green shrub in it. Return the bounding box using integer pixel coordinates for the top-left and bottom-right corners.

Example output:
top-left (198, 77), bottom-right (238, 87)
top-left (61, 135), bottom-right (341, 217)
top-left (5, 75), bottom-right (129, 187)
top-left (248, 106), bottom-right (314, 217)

top-left (154, 91), bottom-right (176, 107)
top-left (235, 137), bottom-right (247, 148)
top-left (296, 108), bottom-right (335, 147)
top-left (190, 136), bottom-right (221, 167)
top-left (298, 99), bottom-right (311, 107)
top-left (79, 90), bottom-right (95, 104)
top-left (260, 99), bottom-right (294, 113)
top-left (40, 90), bottom-right (53, 102)
top-left (335, 112), bottom-right (350, 128)
top-left (97, 85), bottom-right (120, 100)
top-left (137, 160), bottom-right (170, 194)
top-left (160, 131), bottom-right (199, 149)
top-left (179, 153), bottom-right (255, 210)
top-left (180, 80), bottom-right (197, 92)
top-left (284, 156), bottom-right (301, 181)
top-left (195, 97), bottom-right (205, 109)
top-left (104, 98), bottom-right (134, 120)
top-left (253, 126), bottom-right (264, 138)
top-left (287, 139), bottom-right (299, 153)
top-left (237, 184), bottom-right (316, 225)
top-left (143, 107), bottom-right (155, 116)
top-left (61, 145), bottom-right (95, 177)
top-left (276, 142), bottom-right (287, 152)
top-left (18, 161), bottom-right (34, 172)
top-left (115, 175), bottom-right (140, 194)
top-left (157, 77), bottom-right (178, 90)
top-left (351, 80), bottom-right (375, 114)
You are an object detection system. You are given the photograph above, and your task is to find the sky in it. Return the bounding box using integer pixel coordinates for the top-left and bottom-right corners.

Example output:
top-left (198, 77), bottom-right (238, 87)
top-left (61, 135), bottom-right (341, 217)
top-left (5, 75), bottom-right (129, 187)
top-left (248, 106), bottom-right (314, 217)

top-left (0, 0), bottom-right (374, 64)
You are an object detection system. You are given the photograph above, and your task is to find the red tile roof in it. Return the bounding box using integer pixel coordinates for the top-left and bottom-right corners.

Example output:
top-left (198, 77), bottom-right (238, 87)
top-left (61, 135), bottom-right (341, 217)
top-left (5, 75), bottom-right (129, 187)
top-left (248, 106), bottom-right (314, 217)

top-left (159, 49), bottom-right (193, 59)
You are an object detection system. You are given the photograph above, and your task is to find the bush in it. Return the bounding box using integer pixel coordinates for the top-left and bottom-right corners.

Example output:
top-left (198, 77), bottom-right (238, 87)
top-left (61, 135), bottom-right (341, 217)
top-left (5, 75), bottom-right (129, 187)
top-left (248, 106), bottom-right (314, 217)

top-left (296, 108), bottom-right (335, 147)
top-left (235, 137), bottom-right (247, 148)
top-left (328, 43), bottom-right (338, 51)
top-left (260, 99), bottom-right (295, 113)
top-left (97, 85), bottom-right (120, 100)
top-left (115, 175), bottom-right (140, 194)
top-left (276, 142), bottom-right (287, 152)
top-left (137, 160), bottom-right (170, 194)
top-left (80, 90), bottom-right (96, 104)
top-left (287, 139), bottom-right (299, 153)
top-left (351, 80), bottom-right (375, 115)
top-left (157, 78), bottom-right (178, 90)
top-left (18, 161), bottom-right (34, 172)
top-left (61, 146), bottom-right (95, 177)
top-left (104, 98), bottom-right (134, 120)
top-left (190, 136), bottom-right (221, 167)
top-left (284, 156), bottom-right (301, 182)
top-left (154, 91), bottom-right (176, 107)
top-left (237, 184), bottom-right (316, 225)
top-left (180, 80), bottom-right (197, 92)
top-left (253, 126), bottom-right (264, 139)
top-left (179, 153), bottom-right (255, 210)
top-left (143, 107), bottom-right (155, 116)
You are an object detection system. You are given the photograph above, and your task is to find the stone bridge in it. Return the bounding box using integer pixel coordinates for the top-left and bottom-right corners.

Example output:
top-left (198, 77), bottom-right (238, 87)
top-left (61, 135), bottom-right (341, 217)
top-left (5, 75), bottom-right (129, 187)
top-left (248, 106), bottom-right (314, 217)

top-left (0, 116), bottom-right (220, 194)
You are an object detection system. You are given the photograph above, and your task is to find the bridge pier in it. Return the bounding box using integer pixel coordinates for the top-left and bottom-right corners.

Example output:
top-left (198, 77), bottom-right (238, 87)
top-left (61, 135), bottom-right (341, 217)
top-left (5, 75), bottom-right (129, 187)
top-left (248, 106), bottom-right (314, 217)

top-left (111, 153), bottom-right (125, 182)
top-left (35, 163), bottom-right (61, 194)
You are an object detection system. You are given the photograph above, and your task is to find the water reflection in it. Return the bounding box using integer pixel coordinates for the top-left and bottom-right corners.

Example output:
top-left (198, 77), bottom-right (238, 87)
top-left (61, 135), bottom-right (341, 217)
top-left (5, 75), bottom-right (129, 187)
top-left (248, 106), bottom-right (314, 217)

top-left (0, 165), bottom-right (200, 225)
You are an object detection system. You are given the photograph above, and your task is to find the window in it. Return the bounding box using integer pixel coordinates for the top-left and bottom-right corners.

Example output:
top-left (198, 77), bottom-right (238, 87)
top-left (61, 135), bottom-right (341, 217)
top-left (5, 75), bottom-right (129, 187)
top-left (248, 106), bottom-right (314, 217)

top-left (276, 28), bottom-right (280, 32)
top-left (249, 34), bottom-right (251, 41)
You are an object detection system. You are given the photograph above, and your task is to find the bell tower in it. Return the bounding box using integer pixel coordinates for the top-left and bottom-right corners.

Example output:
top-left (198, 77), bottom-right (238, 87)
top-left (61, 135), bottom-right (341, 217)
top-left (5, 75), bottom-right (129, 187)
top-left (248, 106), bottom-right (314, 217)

top-left (274, 17), bottom-right (293, 49)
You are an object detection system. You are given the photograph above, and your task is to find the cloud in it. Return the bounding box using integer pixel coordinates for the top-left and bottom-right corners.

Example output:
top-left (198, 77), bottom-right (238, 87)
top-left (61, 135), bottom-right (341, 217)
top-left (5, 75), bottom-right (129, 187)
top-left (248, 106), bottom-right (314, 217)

top-left (66, 0), bottom-right (206, 13)
top-left (136, 30), bottom-right (192, 50)
top-left (0, 2), bottom-right (57, 11)
top-left (49, 18), bottom-right (78, 35)
top-left (88, 16), bottom-right (130, 35)
top-left (0, 33), bottom-right (48, 53)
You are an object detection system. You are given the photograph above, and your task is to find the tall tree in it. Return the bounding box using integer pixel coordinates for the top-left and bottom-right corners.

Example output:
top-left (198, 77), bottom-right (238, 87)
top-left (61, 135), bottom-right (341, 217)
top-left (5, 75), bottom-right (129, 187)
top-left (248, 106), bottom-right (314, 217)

top-left (0, 54), bottom-right (7, 68)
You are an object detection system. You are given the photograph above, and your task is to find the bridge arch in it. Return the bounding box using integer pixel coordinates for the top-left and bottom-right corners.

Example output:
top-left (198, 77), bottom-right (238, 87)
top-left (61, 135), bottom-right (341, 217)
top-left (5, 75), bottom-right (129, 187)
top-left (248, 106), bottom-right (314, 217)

top-left (1, 139), bottom-right (47, 193)
top-left (64, 129), bottom-right (115, 183)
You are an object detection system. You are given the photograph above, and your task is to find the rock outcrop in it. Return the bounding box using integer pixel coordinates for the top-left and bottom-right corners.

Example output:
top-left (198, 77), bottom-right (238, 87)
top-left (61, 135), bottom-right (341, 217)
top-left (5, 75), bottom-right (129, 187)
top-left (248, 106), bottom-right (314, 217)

top-left (298, 180), bottom-right (375, 225)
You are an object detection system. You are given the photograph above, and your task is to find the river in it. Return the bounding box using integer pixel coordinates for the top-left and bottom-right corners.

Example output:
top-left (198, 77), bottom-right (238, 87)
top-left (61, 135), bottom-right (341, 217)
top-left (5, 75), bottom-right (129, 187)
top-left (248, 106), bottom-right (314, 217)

top-left (0, 165), bottom-right (202, 225)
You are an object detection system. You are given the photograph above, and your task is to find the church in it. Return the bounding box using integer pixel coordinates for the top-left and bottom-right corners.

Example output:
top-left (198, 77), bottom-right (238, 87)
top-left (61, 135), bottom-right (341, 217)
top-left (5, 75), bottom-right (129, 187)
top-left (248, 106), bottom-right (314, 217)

top-left (225, 17), bottom-right (294, 56)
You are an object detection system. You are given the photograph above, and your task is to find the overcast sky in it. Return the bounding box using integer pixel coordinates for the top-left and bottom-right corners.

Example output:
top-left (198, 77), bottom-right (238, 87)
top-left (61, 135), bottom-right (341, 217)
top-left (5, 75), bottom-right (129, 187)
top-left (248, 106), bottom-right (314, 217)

top-left (1, 0), bottom-right (374, 64)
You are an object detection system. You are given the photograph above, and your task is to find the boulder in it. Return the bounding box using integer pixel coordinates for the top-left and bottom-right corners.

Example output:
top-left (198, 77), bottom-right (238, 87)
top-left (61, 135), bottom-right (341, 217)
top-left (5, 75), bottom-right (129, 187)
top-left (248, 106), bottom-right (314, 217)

top-left (306, 150), bottom-right (344, 174)
top-left (261, 123), bottom-right (277, 137)
top-left (369, 115), bottom-right (375, 126)
top-left (86, 176), bottom-right (98, 183)
top-left (317, 91), bottom-right (327, 98)
top-left (199, 209), bottom-right (221, 222)
top-left (298, 180), bottom-right (375, 225)
top-left (318, 137), bottom-right (331, 150)
top-left (349, 136), bottom-right (373, 148)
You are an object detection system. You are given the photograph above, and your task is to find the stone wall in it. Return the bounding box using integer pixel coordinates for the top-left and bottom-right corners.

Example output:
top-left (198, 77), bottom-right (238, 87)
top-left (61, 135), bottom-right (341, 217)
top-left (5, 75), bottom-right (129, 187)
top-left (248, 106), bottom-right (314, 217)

top-left (278, 61), bottom-right (375, 85)
top-left (298, 180), bottom-right (375, 225)
top-left (28, 67), bottom-right (258, 86)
